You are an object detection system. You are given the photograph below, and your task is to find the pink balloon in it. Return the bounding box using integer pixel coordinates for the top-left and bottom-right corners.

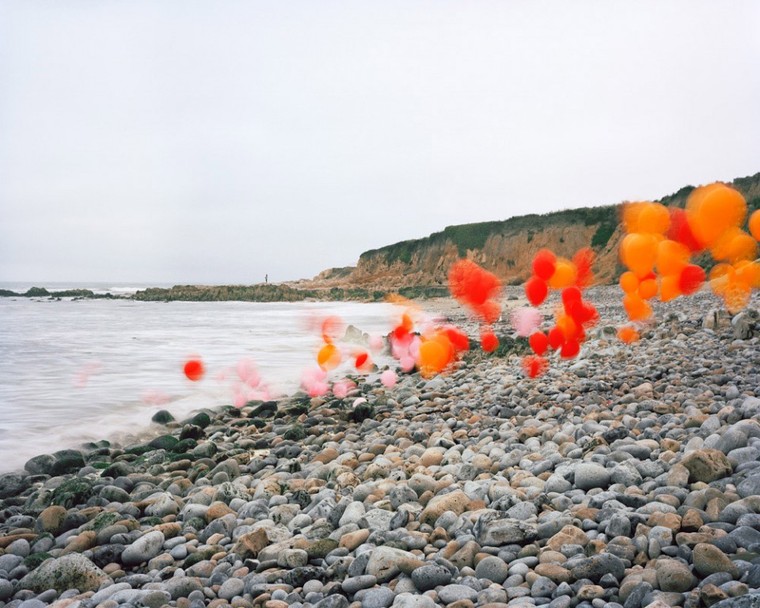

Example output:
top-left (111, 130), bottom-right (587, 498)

top-left (369, 334), bottom-right (385, 353)
top-left (301, 367), bottom-right (329, 397)
top-left (511, 307), bottom-right (543, 337)
top-left (400, 356), bottom-right (415, 372)
top-left (380, 369), bottom-right (397, 388)
top-left (332, 379), bottom-right (355, 398)
top-left (237, 358), bottom-right (260, 387)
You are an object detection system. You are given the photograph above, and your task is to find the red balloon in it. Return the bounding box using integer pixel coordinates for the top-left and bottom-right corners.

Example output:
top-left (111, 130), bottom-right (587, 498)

top-left (525, 277), bottom-right (548, 306)
top-left (532, 249), bottom-right (557, 281)
top-left (547, 326), bottom-right (564, 350)
top-left (668, 208), bottom-right (703, 253)
top-left (561, 286), bottom-right (582, 309)
top-left (560, 339), bottom-right (580, 359)
top-left (679, 264), bottom-right (706, 295)
top-left (445, 327), bottom-right (470, 352)
top-left (522, 355), bottom-right (548, 378)
top-left (355, 352), bottom-right (369, 369)
top-left (572, 248), bottom-right (595, 288)
top-left (529, 331), bottom-right (549, 356)
top-left (481, 331), bottom-right (499, 353)
top-left (184, 359), bottom-right (205, 382)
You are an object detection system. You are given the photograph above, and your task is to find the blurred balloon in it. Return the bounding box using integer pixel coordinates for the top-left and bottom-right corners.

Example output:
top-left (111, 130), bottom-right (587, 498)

top-left (529, 331), bottom-right (549, 356)
top-left (317, 343), bottom-right (341, 371)
top-left (525, 277), bottom-right (548, 306)
top-left (617, 326), bottom-right (640, 344)
top-left (380, 369), bottom-right (398, 388)
top-left (620, 233), bottom-right (659, 278)
top-left (511, 307), bottom-right (542, 337)
top-left (480, 330), bottom-right (498, 353)
top-left (687, 183), bottom-right (747, 248)
top-left (619, 271), bottom-right (639, 295)
top-left (184, 358), bottom-right (205, 382)
top-left (532, 249), bottom-right (557, 281)
top-left (522, 355), bottom-right (548, 378)
top-left (750, 210), bottom-right (760, 242)
top-left (548, 258), bottom-right (577, 289)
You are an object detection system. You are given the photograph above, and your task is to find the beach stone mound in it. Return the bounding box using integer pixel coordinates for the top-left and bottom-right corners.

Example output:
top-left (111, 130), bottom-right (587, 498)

top-left (18, 553), bottom-right (108, 593)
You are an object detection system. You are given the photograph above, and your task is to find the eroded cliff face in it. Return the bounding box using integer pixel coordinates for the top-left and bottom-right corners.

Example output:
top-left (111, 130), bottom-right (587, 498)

top-left (348, 222), bottom-right (623, 290)
top-left (304, 172), bottom-right (760, 292)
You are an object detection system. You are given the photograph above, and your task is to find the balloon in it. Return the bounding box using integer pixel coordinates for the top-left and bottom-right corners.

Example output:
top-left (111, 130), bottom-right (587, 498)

top-left (710, 229), bottom-right (757, 263)
top-left (522, 355), bottom-right (548, 378)
top-left (355, 351), bottom-right (372, 372)
top-left (301, 367), bottom-right (329, 397)
top-left (448, 259), bottom-right (501, 308)
top-left (480, 331), bottom-right (499, 353)
top-left (418, 335), bottom-right (454, 377)
top-left (529, 331), bottom-right (549, 356)
top-left (638, 278), bottom-right (658, 300)
top-left (548, 258), bottom-right (577, 289)
top-left (659, 274), bottom-right (682, 302)
top-left (619, 271), bottom-right (639, 295)
top-left (678, 264), bottom-right (705, 295)
top-left (617, 326), bottom-right (640, 344)
top-left (321, 316), bottom-right (343, 344)
top-left (668, 208), bottom-right (703, 252)
top-left (687, 183), bottom-right (747, 248)
top-left (623, 293), bottom-right (652, 321)
top-left (317, 343), bottom-right (341, 371)
top-left (622, 202), bottom-right (647, 234)
top-left (750, 210), bottom-right (760, 242)
top-left (332, 379), bottom-right (354, 398)
top-left (656, 240), bottom-right (690, 276)
top-left (237, 358), bottom-right (260, 387)
top-left (477, 300), bottom-right (502, 325)
top-left (620, 233), bottom-right (659, 278)
top-left (735, 260), bottom-right (760, 288)
top-left (561, 286), bottom-right (582, 309)
top-left (560, 339), bottom-right (580, 359)
top-left (380, 369), bottom-right (398, 388)
top-left (637, 202), bottom-right (670, 234)
top-left (444, 326), bottom-right (470, 352)
top-left (572, 248), bottom-right (595, 288)
top-left (525, 277), bottom-right (548, 306)
top-left (369, 334), bottom-right (385, 353)
top-left (511, 307), bottom-right (543, 337)
top-left (556, 313), bottom-right (579, 341)
top-left (184, 358), bottom-right (204, 382)
top-left (532, 249), bottom-right (557, 281)
top-left (547, 326), bottom-right (564, 350)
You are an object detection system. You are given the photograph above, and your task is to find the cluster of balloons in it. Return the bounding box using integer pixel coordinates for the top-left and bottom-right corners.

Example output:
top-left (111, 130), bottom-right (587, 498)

top-left (619, 184), bottom-right (760, 330)
top-left (517, 248), bottom-right (600, 377)
top-left (448, 259), bottom-right (502, 352)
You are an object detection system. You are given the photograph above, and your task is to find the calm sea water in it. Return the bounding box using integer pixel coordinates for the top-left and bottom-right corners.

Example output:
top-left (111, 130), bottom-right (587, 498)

top-left (0, 294), bottom-right (399, 473)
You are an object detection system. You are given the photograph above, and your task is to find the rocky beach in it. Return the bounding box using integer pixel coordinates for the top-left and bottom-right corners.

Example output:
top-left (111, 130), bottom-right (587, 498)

top-left (1, 288), bottom-right (759, 608)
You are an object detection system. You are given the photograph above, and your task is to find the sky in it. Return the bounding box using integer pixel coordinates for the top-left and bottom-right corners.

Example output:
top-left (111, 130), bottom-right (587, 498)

top-left (1, 1), bottom-right (759, 285)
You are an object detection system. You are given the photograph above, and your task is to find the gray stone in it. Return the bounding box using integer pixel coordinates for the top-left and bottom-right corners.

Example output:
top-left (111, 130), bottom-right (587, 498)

top-left (531, 576), bottom-right (558, 598)
top-left (163, 576), bottom-right (204, 600)
top-left (18, 554), bottom-right (108, 593)
top-left (437, 584), bottom-right (478, 604)
top-left (0, 580), bottom-right (14, 602)
top-left (570, 553), bottom-right (625, 583)
top-left (342, 575), bottom-right (378, 595)
top-left (737, 474), bottom-right (760, 499)
top-left (0, 554), bottom-right (24, 572)
top-left (362, 587), bottom-right (395, 608)
top-left (575, 463), bottom-right (611, 490)
top-left (411, 563), bottom-right (452, 591)
top-left (475, 556), bottom-right (509, 584)
top-left (218, 578), bottom-right (245, 600)
top-left (391, 593), bottom-right (436, 608)
top-left (711, 592), bottom-right (760, 608)
top-left (475, 517), bottom-right (537, 546)
top-left (121, 530), bottom-right (165, 567)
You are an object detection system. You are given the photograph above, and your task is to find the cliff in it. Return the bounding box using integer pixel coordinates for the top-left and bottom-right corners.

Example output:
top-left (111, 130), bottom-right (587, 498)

top-left (313, 172), bottom-right (760, 290)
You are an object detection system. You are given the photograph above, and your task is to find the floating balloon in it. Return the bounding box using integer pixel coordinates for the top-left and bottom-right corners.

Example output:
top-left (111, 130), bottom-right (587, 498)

top-left (418, 334), bottom-right (454, 378)
top-left (354, 351), bottom-right (373, 373)
top-left (321, 316), bottom-right (343, 344)
top-left (687, 183), bottom-right (746, 248)
top-left (547, 326), bottom-right (564, 350)
top-left (511, 307), bottom-right (543, 337)
top-left (617, 326), bottom-right (640, 344)
top-left (678, 264), bottom-right (705, 295)
top-left (667, 208), bottom-right (703, 252)
top-left (529, 331), bottom-right (549, 356)
top-left (444, 326), bottom-right (470, 352)
top-left (380, 369), bottom-right (398, 388)
top-left (184, 358), bottom-right (205, 382)
top-left (750, 210), bottom-right (760, 242)
top-left (525, 276), bottom-right (548, 306)
top-left (547, 258), bottom-right (577, 289)
top-left (656, 240), bottom-right (690, 276)
top-left (317, 343), bottom-right (341, 371)
top-left (623, 293), bottom-right (652, 321)
top-left (620, 233), bottom-right (659, 278)
top-left (522, 355), bottom-right (548, 378)
top-left (572, 248), bottom-right (595, 288)
top-left (638, 278), bottom-right (658, 300)
top-left (532, 249), bottom-right (557, 281)
top-left (480, 330), bottom-right (498, 353)
top-left (560, 338), bottom-right (580, 359)
top-left (619, 271), bottom-right (639, 295)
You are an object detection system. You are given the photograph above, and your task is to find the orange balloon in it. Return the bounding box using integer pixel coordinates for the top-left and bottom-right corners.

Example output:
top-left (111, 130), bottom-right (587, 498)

top-left (638, 278), bottom-right (658, 300)
top-left (687, 183), bottom-right (747, 248)
top-left (418, 334), bottom-right (454, 377)
top-left (556, 312), bottom-right (579, 341)
top-left (736, 260), bottom-right (760, 288)
top-left (749, 209), bottom-right (760, 242)
top-left (617, 326), bottom-right (640, 344)
top-left (725, 280), bottom-right (752, 313)
top-left (659, 275), bottom-right (682, 302)
top-left (710, 229), bottom-right (757, 263)
top-left (548, 258), bottom-right (577, 289)
top-left (621, 233), bottom-right (659, 278)
top-left (622, 202), bottom-right (647, 234)
top-left (623, 293), bottom-right (652, 321)
top-left (656, 239), bottom-right (690, 276)
top-left (619, 271), bottom-right (639, 294)
top-left (317, 343), bottom-right (341, 371)
top-left (637, 203), bottom-right (670, 234)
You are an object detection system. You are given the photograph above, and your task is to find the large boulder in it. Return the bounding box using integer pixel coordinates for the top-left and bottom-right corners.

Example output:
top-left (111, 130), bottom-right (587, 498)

top-left (19, 554), bottom-right (109, 593)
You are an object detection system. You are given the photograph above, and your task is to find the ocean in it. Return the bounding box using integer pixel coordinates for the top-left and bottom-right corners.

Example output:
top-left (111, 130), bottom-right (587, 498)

top-left (0, 290), bottom-right (401, 473)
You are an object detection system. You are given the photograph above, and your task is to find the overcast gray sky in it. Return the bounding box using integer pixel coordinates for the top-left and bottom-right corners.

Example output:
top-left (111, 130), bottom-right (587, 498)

top-left (1, 1), bottom-right (758, 285)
